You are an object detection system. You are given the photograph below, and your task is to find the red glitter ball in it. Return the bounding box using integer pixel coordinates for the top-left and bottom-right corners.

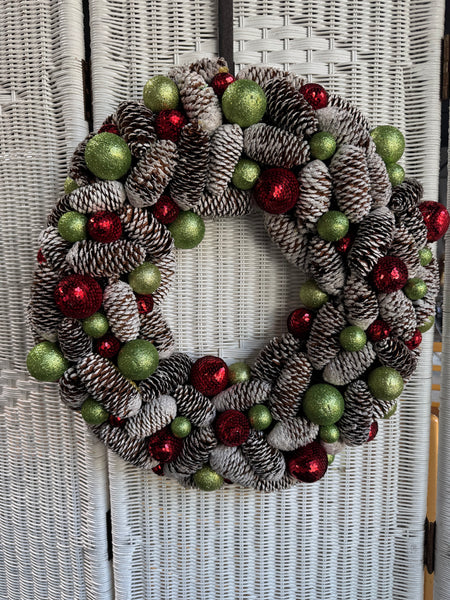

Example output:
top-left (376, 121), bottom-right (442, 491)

top-left (109, 414), bottom-right (126, 428)
top-left (98, 122), bottom-right (119, 134)
top-left (135, 293), bottom-right (154, 314)
top-left (372, 256), bottom-right (408, 293)
top-left (148, 427), bottom-right (183, 463)
top-left (211, 71), bottom-right (236, 96)
top-left (287, 308), bottom-right (314, 339)
top-left (155, 110), bottom-right (187, 143)
top-left (418, 201), bottom-right (450, 242)
top-left (151, 195), bottom-right (180, 225)
top-left (190, 356), bottom-right (229, 397)
top-left (335, 233), bottom-right (354, 254)
top-left (54, 274), bottom-right (103, 319)
top-left (37, 248), bottom-right (46, 263)
top-left (287, 441), bottom-right (328, 483)
top-left (404, 329), bottom-right (422, 350)
top-left (95, 334), bottom-right (121, 359)
top-left (215, 410), bottom-right (250, 447)
top-left (299, 83), bottom-right (328, 109)
top-left (87, 211), bottom-right (122, 243)
top-left (367, 421), bottom-right (379, 442)
top-left (253, 168), bottom-right (299, 214)
top-left (366, 319), bottom-right (391, 342)
top-left (152, 464), bottom-right (165, 476)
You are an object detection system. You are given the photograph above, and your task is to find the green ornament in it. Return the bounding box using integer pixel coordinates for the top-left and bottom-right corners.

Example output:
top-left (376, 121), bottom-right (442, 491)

top-left (168, 210), bottom-right (205, 249)
top-left (327, 454), bottom-right (335, 465)
top-left (143, 75), bottom-right (180, 112)
top-left (370, 125), bottom-right (405, 164)
top-left (386, 163), bottom-right (405, 186)
top-left (27, 341), bottom-right (68, 382)
top-left (320, 424), bottom-right (340, 443)
top-left (231, 158), bottom-right (261, 190)
top-left (302, 384), bottom-right (345, 426)
top-left (368, 366), bottom-right (404, 402)
top-left (309, 132), bottom-right (337, 160)
top-left (171, 416), bottom-right (192, 438)
top-left (128, 262), bottom-right (161, 295)
top-left (248, 405), bottom-right (272, 431)
top-left (228, 361), bottom-right (251, 385)
top-left (193, 466), bottom-right (224, 491)
top-left (221, 80), bottom-right (267, 128)
top-left (82, 312), bottom-right (109, 338)
top-left (84, 132), bottom-right (132, 180)
top-left (317, 211), bottom-right (349, 242)
top-left (64, 176), bottom-right (78, 194)
top-left (404, 277), bottom-right (427, 301)
top-left (418, 314), bottom-right (435, 333)
top-left (383, 402), bottom-right (398, 419)
top-left (419, 247), bottom-right (433, 267)
top-left (117, 339), bottom-right (159, 381)
top-left (81, 398), bottom-right (109, 425)
top-left (58, 211), bottom-right (87, 242)
top-left (299, 279), bottom-right (329, 310)
top-left (339, 326), bottom-right (367, 352)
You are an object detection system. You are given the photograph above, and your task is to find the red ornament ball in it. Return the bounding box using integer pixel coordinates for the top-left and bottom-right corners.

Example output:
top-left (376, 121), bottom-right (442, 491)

top-left (151, 195), bottom-right (180, 225)
top-left (372, 256), bottom-right (408, 293)
top-left (335, 233), bottom-right (354, 254)
top-left (404, 329), bottom-right (422, 350)
top-left (367, 421), bottom-right (379, 442)
top-left (135, 293), bottom-right (154, 314)
top-left (54, 274), bottom-right (103, 319)
top-left (418, 201), bottom-right (450, 242)
top-left (37, 248), bottom-right (46, 263)
top-left (215, 410), bottom-right (250, 447)
top-left (87, 211), bottom-right (122, 243)
top-left (211, 71), bottom-right (236, 96)
top-left (155, 109), bottom-right (187, 143)
top-left (95, 334), bottom-right (121, 359)
top-left (299, 83), bottom-right (328, 109)
top-left (98, 122), bottom-right (120, 135)
top-left (287, 308), bottom-right (314, 339)
top-left (253, 168), bottom-right (299, 214)
top-left (190, 356), bottom-right (229, 396)
top-left (287, 441), bottom-right (328, 483)
top-left (148, 427), bottom-right (183, 463)
top-left (366, 319), bottom-right (391, 342)
top-left (152, 464), bottom-right (165, 476)
top-left (109, 414), bottom-right (126, 428)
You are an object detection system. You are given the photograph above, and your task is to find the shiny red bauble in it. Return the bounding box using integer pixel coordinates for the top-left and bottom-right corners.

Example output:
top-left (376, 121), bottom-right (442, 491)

top-left (287, 308), bottom-right (314, 339)
top-left (211, 71), bottom-right (236, 96)
top-left (190, 356), bottom-right (229, 396)
top-left (367, 421), bottom-right (379, 442)
top-left (109, 414), bottom-right (126, 428)
top-left (372, 256), bottom-right (408, 293)
top-left (87, 211), bottom-right (122, 243)
top-left (135, 293), bottom-right (154, 314)
top-left (37, 248), bottom-right (46, 263)
top-left (54, 274), bottom-right (103, 319)
top-left (155, 109), bottom-right (187, 143)
top-left (418, 201), bottom-right (450, 242)
top-left (151, 195), bottom-right (180, 225)
top-left (299, 83), bottom-right (328, 109)
top-left (335, 233), bottom-right (354, 254)
top-left (287, 441), bottom-right (328, 483)
top-left (148, 427), bottom-right (183, 463)
top-left (95, 334), bottom-right (121, 358)
top-left (253, 168), bottom-right (299, 214)
top-left (98, 122), bottom-right (119, 134)
top-left (152, 464), bottom-right (165, 476)
top-left (366, 319), bottom-right (391, 342)
top-left (215, 410), bottom-right (250, 447)
top-left (404, 329), bottom-right (422, 350)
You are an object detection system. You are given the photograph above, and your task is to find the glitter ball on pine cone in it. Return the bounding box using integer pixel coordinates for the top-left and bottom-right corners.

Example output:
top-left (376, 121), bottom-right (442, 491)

top-left (372, 256), bottom-right (408, 293)
top-left (170, 416), bottom-right (192, 438)
top-left (386, 163), bottom-right (405, 186)
top-left (211, 71), bottom-right (235, 96)
top-left (117, 339), bottom-right (159, 380)
top-left (232, 158), bottom-right (261, 190)
top-left (228, 361), bottom-right (251, 384)
top-left (302, 384), bottom-right (345, 426)
top-left (370, 125), bottom-right (405, 164)
top-left (58, 211), bottom-right (87, 242)
top-left (83, 312), bottom-right (109, 338)
top-left (151, 195), bottom-right (180, 225)
top-left (368, 366), bottom-right (404, 402)
top-left (317, 210), bottom-right (349, 242)
top-left (64, 176), bottom-right (78, 194)
top-left (418, 201), bottom-right (450, 242)
top-left (254, 167), bottom-right (299, 214)
top-left (319, 424), bottom-right (340, 444)
top-left (215, 410), bottom-right (250, 447)
top-left (194, 466), bottom-right (224, 491)
top-left (419, 247), bottom-right (433, 267)
top-left (27, 341), bottom-right (68, 382)
top-left (367, 319), bottom-right (391, 342)
top-left (299, 83), bottom-right (328, 109)
top-left (95, 334), bottom-right (121, 358)
top-left (87, 211), bottom-right (122, 243)
top-left (190, 356), bottom-right (229, 396)
top-left (405, 329), bottom-right (422, 350)
top-left (309, 132), bottom-right (336, 160)
top-left (248, 404), bottom-right (272, 431)
top-left (128, 262), bottom-right (161, 295)
top-left (221, 79), bottom-right (267, 128)
top-left (404, 277), bottom-right (427, 301)
top-left (81, 398), bottom-right (109, 425)
top-left (418, 314), bottom-right (435, 333)
top-left (299, 279), bottom-right (329, 310)
top-left (168, 210), bottom-right (205, 249)
top-left (148, 427), bottom-right (183, 463)
top-left (339, 326), bottom-right (367, 352)
top-left (135, 293), bottom-right (154, 314)
top-left (84, 132), bottom-right (132, 180)
top-left (155, 109), bottom-right (187, 143)
top-left (143, 75), bottom-right (180, 112)
top-left (54, 274), bottom-right (103, 319)
top-left (287, 441), bottom-right (328, 483)
top-left (287, 307), bottom-right (314, 339)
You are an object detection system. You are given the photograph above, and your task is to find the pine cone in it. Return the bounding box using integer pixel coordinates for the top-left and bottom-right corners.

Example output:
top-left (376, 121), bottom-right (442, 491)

top-left (236, 66), bottom-right (304, 91)
top-left (170, 57), bottom-right (228, 84)
top-left (338, 380), bottom-right (373, 446)
top-left (419, 259), bottom-right (440, 300)
top-left (68, 180), bottom-right (126, 214)
top-left (139, 353), bottom-right (192, 403)
top-left (327, 95), bottom-right (371, 131)
top-left (167, 426), bottom-right (217, 475)
top-left (378, 291), bottom-right (417, 340)
top-left (266, 417), bottom-right (319, 452)
top-left (28, 263), bottom-right (63, 342)
top-left (57, 318), bottom-right (92, 362)
top-left (47, 194), bottom-right (74, 228)
top-left (264, 212), bottom-right (308, 270)
top-left (103, 280), bottom-right (140, 342)
top-left (196, 186), bottom-right (252, 218)
top-left (296, 160), bottom-right (332, 234)
top-left (306, 302), bottom-right (346, 370)
top-left (118, 204), bottom-right (174, 259)
top-left (151, 252), bottom-right (176, 306)
top-left (344, 274), bottom-right (379, 329)
top-left (139, 308), bottom-right (175, 359)
top-left (178, 71), bottom-right (222, 133)
top-left (264, 77), bottom-right (318, 137)
top-left (254, 473), bottom-right (296, 492)
top-left (66, 239), bottom-right (146, 278)
top-left (213, 380), bottom-right (272, 413)
top-left (59, 366), bottom-right (89, 409)
top-left (171, 384), bottom-right (216, 427)
top-left (316, 105), bottom-right (370, 148)
top-left (210, 445), bottom-right (258, 487)
top-left (115, 100), bottom-right (156, 158)
top-left (330, 145), bottom-right (372, 222)
top-left (243, 122), bottom-right (310, 168)
top-left (206, 124), bottom-right (243, 196)
top-left (124, 395), bottom-right (177, 440)
top-left (92, 422), bottom-right (153, 469)
top-left (38, 227), bottom-right (72, 273)
top-left (269, 353), bottom-right (313, 420)
top-left (414, 297), bottom-right (436, 330)
top-left (390, 179), bottom-right (424, 215)
top-left (323, 344), bottom-right (376, 386)
top-left (241, 430), bottom-right (286, 482)
top-left (374, 337), bottom-right (417, 382)
top-left (69, 133), bottom-right (98, 186)
top-left (252, 334), bottom-right (302, 384)
top-left (366, 138), bottom-right (392, 208)
top-left (388, 225), bottom-right (421, 277)
top-left (305, 236), bottom-right (346, 295)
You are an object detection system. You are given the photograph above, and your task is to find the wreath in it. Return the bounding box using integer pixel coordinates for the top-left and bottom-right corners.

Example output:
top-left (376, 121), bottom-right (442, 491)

top-left (26, 57), bottom-right (449, 492)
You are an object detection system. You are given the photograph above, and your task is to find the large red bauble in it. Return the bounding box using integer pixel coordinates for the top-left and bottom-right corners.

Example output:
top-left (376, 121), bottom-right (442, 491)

top-left (287, 308), bottom-right (313, 339)
top-left (148, 427), bottom-right (183, 463)
top-left (404, 329), bottom-right (422, 350)
top-left (190, 356), bottom-right (229, 396)
top-left (418, 201), bottom-right (450, 242)
top-left (211, 71), bottom-right (235, 96)
top-left (151, 195), bottom-right (180, 225)
top-left (215, 410), bottom-right (250, 447)
top-left (253, 168), bottom-right (299, 214)
top-left (299, 83), bottom-right (328, 109)
top-left (155, 109), bottom-right (187, 143)
top-left (87, 211), bottom-right (122, 243)
top-left (366, 319), bottom-right (391, 342)
top-left (367, 421), bottom-right (379, 442)
top-left (287, 441), bottom-right (328, 483)
top-left (95, 334), bottom-right (121, 358)
top-left (372, 256), bottom-right (408, 293)
top-left (54, 274), bottom-right (103, 319)
top-left (135, 293), bottom-right (154, 314)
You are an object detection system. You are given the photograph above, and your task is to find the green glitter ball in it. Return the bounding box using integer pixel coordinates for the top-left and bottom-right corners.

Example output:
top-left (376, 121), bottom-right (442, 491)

top-left (81, 398), bottom-right (109, 425)
top-left (128, 262), bottom-right (161, 295)
top-left (228, 361), bottom-right (251, 385)
top-left (248, 405), bottom-right (272, 431)
top-left (27, 341), bottom-right (68, 382)
top-left (171, 416), bottom-right (192, 438)
top-left (168, 210), bottom-right (205, 249)
top-left (368, 366), bottom-right (404, 402)
top-left (386, 163), bottom-right (405, 186)
top-left (327, 454), bottom-right (335, 465)
top-left (404, 277), bottom-right (427, 301)
top-left (117, 339), bottom-right (159, 381)
top-left (309, 132), bottom-right (337, 160)
top-left (383, 402), bottom-right (398, 419)
top-left (193, 466), bottom-right (224, 491)
top-left (84, 132), bottom-right (132, 180)
top-left (339, 326), bottom-right (367, 352)
top-left (418, 314), bottom-right (435, 333)
top-left (319, 424), bottom-right (340, 443)
top-left (64, 176), bottom-right (78, 194)
top-left (299, 279), bottom-right (329, 310)
top-left (58, 211), bottom-right (87, 242)
top-left (82, 312), bottom-right (109, 338)
top-left (370, 125), bottom-right (405, 164)
top-left (143, 75), bottom-right (180, 112)
top-left (232, 158), bottom-right (261, 190)
top-left (221, 80), bottom-right (267, 128)
top-left (419, 247), bottom-right (433, 267)
top-left (302, 384), bottom-right (345, 426)
top-left (317, 211), bottom-right (349, 242)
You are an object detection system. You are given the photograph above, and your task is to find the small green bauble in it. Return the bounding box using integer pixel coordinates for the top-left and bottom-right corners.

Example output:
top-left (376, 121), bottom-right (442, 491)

top-left (128, 262), bottom-right (161, 295)
top-left (64, 176), bottom-right (78, 194)
top-left (193, 466), bottom-right (224, 491)
top-left (319, 424), bottom-right (340, 443)
top-left (171, 416), bottom-right (192, 438)
top-left (309, 132), bottom-right (337, 160)
top-left (168, 210), bottom-right (205, 249)
top-left (418, 314), bottom-right (435, 333)
top-left (418, 247), bottom-right (433, 267)
top-left (370, 125), bottom-right (405, 164)
top-left (317, 211), bottom-right (349, 242)
top-left (228, 361), bottom-right (251, 385)
top-left (27, 341), bottom-right (68, 382)
top-left (231, 158), bottom-right (261, 190)
top-left (58, 211), bottom-right (87, 242)
top-left (386, 163), bottom-right (405, 186)
top-left (404, 277), bottom-right (427, 301)
top-left (339, 326), bottom-right (367, 352)
top-left (368, 366), bottom-right (404, 402)
top-left (302, 384), bottom-right (345, 426)
top-left (299, 279), bottom-right (329, 310)
top-left (81, 398), bottom-right (109, 425)
top-left (143, 75), bottom-right (180, 112)
top-left (221, 80), bottom-right (267, 128)
top-left (82, 312), bottom-right (109, 338)
top-left (117, 339), bottom-right (159, 381)
top-left (327, 454), bottom-right (335, 465)
top-left (248, 405), bottom-right (273, 431)
top-left (84, 132), bottom-right (132, 180)
top-left (383, 402), bottom-right (398, 419)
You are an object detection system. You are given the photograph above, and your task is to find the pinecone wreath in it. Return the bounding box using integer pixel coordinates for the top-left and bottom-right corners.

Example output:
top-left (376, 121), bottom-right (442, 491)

top-left (26, 58), bottom-right (449, 492)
